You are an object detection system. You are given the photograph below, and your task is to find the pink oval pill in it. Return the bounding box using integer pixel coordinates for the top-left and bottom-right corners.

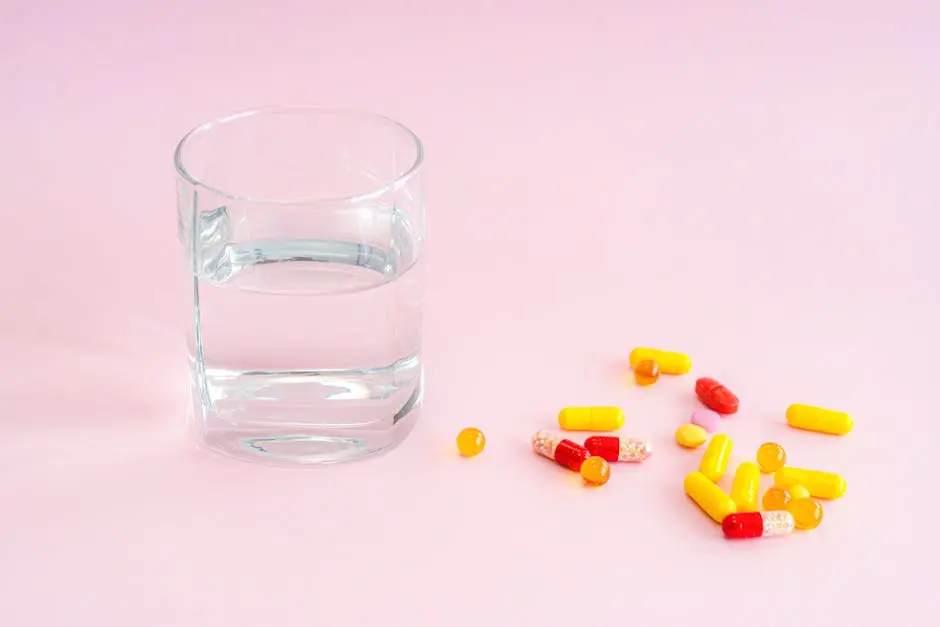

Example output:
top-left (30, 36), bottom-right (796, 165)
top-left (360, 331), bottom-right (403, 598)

top-left (691, 409), bottom-right (721, 432)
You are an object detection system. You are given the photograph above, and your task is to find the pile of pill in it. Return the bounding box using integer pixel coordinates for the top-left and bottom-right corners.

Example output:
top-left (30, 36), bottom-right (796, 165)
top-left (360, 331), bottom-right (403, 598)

top-left (455, 345), bottom-right (851, 540)
top-left (532, 406), bottom-right (653, 486)
top-left (685, 437), bottom-right (844, 538)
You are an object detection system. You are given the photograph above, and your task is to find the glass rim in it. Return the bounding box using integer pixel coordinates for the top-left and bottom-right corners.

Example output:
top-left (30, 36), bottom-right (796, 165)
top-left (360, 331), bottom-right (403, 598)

top-left (173, 104), bottom-right (424, 205)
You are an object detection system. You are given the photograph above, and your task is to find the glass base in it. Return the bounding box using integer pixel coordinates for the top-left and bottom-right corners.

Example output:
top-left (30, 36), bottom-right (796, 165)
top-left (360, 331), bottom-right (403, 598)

top-left (191, 357), bottom-right (424, 466)
top-left (196, 426), bottom-right (416, 466)
top-left (193, 409), bottom-right (419, 466)
top-left (190, 376), bottom-right (422, 467)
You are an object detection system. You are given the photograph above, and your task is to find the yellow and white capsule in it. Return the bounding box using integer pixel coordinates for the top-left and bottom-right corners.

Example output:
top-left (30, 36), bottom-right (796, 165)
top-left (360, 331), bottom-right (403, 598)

top-left (699, 434), bottom-right (732, 482)
top-left (558, 406), bottom-right (624, 431)
top-left (628, 347), bottom-right (692, 375)
top-left (730, 462), bottom-right (760, 512)
top-left (684, 471), bottom-right (737, 523)
top-left (774, 467), bottom-right (846, 500)
top-left (786, 404), bottom-right (853, 435)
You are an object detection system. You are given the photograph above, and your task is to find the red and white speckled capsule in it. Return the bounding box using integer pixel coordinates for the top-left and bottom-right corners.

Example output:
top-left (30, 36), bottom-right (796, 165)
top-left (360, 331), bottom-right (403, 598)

top-left (532, 431), bottom-right (590, 471)
top-left (723, 510), bottom-right (794, 539)
top-left (583, 436), bottom-right (653, 463)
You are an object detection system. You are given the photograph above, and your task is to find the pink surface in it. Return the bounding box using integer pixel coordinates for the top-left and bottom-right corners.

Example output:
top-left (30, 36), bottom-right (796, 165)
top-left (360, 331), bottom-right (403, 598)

top-left (691, 409), bottom-right (721, 432)
top-left (1, 1), bottom-right (938, 624)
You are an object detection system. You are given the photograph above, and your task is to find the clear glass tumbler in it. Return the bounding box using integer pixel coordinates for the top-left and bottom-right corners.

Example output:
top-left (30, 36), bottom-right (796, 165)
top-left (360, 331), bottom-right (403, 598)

top-left (174, 106), bottom-right (425, 465)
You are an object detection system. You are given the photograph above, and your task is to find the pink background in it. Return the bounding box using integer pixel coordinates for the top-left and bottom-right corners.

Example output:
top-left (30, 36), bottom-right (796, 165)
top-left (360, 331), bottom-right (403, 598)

top-left (1, 1), bottom-right (938, 625)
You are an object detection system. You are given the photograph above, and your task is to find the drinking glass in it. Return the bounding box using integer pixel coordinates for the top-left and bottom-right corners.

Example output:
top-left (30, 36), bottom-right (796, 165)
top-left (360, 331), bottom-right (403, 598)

top-left (174, 106), bottom-right (425, 465)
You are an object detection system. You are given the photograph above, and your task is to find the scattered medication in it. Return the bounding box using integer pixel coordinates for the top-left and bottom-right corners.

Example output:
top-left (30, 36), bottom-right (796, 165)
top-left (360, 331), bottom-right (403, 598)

top-left (684, 471), bottom-right (737, 523)
top-left (756, 442), bottom-right (787, 473)
top-left (774, 467), bottom-right (846, 500)
top-left (695, 377), bottom-right (739, 414)
top-left (629, 347), bottom-right (692, 375)
top-left (788, 484), bottom-right (811, 500)
top-left (675, 424), bottom-right (708, 449)
top-left (530, 348), bottom-right (848, 541)
top-left (787, 498), bottom-right (824, 530)
top-left (690, 409), bottom-right (721, 432)
top-left (730, 462), bottom-right (760, 512)
top-left (456, 427), bottom-right (486, 457)
top-left (558, 406), bottom-right (624, 431)
top-left (580, 456), bottom-right (611, 486)
top-left (762, 486), bottom-right (792, 511)
top-left (634, 359), bottom-right (660, 386)
top-left (722, 511), bottom-right (794, 539)
top-left (786, 404), bottom-right (853, 435)
top-left (532, 431), bottom-right (590, 471)
top-left (583, 436), bottom-right (653, 462)
top-left (699, 434), bottom-right (733, 482)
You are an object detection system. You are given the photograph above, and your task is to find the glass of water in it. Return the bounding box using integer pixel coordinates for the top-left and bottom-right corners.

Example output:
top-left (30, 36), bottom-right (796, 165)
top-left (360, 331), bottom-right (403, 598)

top-left (174, 106), bottom-right (425, 465)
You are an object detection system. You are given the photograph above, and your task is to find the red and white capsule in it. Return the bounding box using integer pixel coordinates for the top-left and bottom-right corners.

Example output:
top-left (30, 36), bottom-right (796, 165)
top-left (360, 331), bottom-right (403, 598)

top-left (722, 510), bottom-right (794, 539)
top-left (532, 431), bottom-right (589, 471)
top-left (583, 436), bottom-right (653, 463)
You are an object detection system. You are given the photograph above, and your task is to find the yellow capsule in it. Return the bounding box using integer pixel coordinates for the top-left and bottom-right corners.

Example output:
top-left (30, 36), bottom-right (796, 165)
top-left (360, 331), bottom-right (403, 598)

top-left (699, 434), bottom-right (732, 482)
top-left (628, 347), bottom-right (692, 375)
top-left (456, 427), bottom-right (486, 457)
top-left (730, 462), bottom-right (760, 512)
top-left (774, 467), bottom-right (846, 500)
top-left (684, 471), bottom-right (737, 523)
top-left (756, 442), bottom-right (787, 473)
top-left (762, 486), bottom-right (792, 511)
top-left (786, 403), bottom-right (853, 435)
top-left (675, 424), bottom-right (708, 448)
top-left (787, 497), bottom-right (824, 530)
top-left (558, 406), bottom-right (624, 431)
top-left (788, 484), bottom-right (811, 500)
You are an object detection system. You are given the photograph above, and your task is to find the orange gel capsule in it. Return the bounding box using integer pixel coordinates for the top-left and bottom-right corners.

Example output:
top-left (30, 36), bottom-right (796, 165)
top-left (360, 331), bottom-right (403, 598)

top-left (762, 486), bottom-right (792, 511)
top-left (756, 442), bottom-right (787, 473)
top-left (580, 456), bottom-right (611, 486)
top-left (633, 359), bottom-right (660, 386)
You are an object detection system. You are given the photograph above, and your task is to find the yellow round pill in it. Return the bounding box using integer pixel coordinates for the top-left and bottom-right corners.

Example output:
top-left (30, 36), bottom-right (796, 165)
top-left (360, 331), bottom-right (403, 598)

top-left (675, 424), bottom-right (708, 449)
top-left (580, 456), bottom-right (610, 486)
top-left (788, 484), bottom-right (811, 501)
top-left (787, 497), bottom-right (824, 530)
top-left (456, 427), bottom-right (486, 457)
top-left (756, 442), bottom-right (787, 473)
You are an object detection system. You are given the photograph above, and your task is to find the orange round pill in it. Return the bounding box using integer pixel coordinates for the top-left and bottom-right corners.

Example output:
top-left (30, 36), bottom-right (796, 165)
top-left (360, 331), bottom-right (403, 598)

top-left (456, 427), bottom-right (486, 457)
top-left (787, 498), bottom-right (824, 530)
top-left (634, 359), bottom-right (661, 386)
top-left (580, 456), bottom-right (611, 486)
top-left (762, 486), bottom-right (792, 511)
top-left (756, 442), bottom-right (787, 473)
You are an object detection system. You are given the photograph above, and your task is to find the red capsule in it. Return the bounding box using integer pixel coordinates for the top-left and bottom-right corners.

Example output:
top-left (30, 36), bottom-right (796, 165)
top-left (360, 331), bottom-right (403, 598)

top-left (583, 436), bottom-right (653, 462)
top-left (584, 436), bottom-right (619, 461)
top-left (554, 440), bottom-right (590, 471)
top-left (722, 512), bottom-right (763, 538)
top-left (695, 377), bottom-right (739, 414)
